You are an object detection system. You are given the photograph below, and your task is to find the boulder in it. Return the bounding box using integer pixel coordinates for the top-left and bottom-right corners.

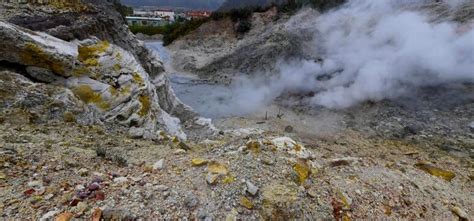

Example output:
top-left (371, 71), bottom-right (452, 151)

top-left (0, 20), bottom-right (189, 139)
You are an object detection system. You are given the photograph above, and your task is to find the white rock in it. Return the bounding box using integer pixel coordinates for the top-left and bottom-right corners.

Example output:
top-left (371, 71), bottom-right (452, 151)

top-left (27, 180), bottom-right (43, 188)
top-left (245, 181), bottom-right (259, 196)
top-left (75, 184), bottom-right (85, 191)
top-left (129, 127), bottom-right (145, 138)
top-left (272, 137), bottom-right (297, 149)
top-left (39, 209), bottom-right (59, 221)
top-left (469, 121), bottom-right (474, 129)
top-left (155, 185), bottom-right (169, 191)
top-left (78, 168), bottom-right (89, 176)
top-left (174, 149), bottom-right (186, 155)
top-left (114, 177), bottom-right (128, 184)
top-left (153, 159), bottom-right (165, 170)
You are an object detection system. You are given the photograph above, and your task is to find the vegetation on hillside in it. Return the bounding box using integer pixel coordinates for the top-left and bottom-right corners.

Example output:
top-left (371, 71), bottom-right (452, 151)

top-left (111, 0), bottom-right (133, 18)
top-left (128, 0), bottom-right (346, 45)
top-left (130, 19), bottom-right (209, 45)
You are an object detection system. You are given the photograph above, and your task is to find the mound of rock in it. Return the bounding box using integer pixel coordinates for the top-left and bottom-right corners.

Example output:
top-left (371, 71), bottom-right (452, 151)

top-left (169, 8), bottom-right (321, 83)
top-left (0, 1), bottom-right (208, 140)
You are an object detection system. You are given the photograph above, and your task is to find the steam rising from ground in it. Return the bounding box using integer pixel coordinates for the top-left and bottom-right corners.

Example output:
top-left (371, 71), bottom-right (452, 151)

top-left (230, 0), bottom-right (474, 111)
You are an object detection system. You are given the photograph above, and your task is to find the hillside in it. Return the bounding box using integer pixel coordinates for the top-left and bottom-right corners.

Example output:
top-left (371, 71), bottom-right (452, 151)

top-left (121, 0), bottom-right (226, 10)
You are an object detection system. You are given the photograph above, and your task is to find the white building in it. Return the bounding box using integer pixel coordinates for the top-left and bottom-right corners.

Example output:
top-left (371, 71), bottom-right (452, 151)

top-left (132, 10), bottom-right (153, 17)
top-left (126, 16), bottom-right (166, 27)
top-left (153, 9), bottom-right (175, 22)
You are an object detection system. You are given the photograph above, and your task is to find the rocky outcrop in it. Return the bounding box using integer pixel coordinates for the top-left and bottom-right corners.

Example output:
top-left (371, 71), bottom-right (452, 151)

top-left (0, 0), bottom-right (164, 78)
top-left (0, 20), bottom-right (198, 139)
top-left (0, 0), bottom-right (212, 139)
top-left (169, 8), bottom-right (321, 83)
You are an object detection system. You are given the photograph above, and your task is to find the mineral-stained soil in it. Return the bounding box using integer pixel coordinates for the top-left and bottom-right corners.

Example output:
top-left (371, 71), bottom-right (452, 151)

top-left (0, 107), bottom-right (472, 219)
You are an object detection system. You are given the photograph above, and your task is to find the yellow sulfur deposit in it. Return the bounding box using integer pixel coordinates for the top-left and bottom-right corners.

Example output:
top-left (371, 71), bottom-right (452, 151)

top-left (239, 197), bottom-right (253, 209)
top-left (78, 41), bottom-right (110, 67)
top-left (138, 95), bottom-right (151, 116)
top-left (20, 43), bottom-right (65, 74)
top-left (208, 161), bottom-right (229, 175)
top-left (191, 158), bottom-right (208, 166)
top-left (293, 161), bottom-right (311, 185)
top-left (72, 85), bottom-right (110, 110)
top-left (415, 162), bottom-right (456, 182)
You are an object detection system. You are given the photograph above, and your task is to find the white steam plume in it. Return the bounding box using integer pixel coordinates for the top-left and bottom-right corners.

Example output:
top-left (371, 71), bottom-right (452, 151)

top-left (231, 0), bottom-right (474, 111)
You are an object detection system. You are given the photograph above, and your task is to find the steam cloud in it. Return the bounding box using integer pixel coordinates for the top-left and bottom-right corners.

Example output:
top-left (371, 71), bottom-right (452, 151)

top-left (230, 0), bottom-right (474, 111)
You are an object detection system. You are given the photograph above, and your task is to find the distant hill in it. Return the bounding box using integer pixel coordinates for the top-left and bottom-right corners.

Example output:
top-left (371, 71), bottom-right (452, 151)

top-left (218, 0), bottom-right (287, 10)
top-left (218, 0), bottom-right (346, 11)
top-left (120, 0), bottom-right (226, 10)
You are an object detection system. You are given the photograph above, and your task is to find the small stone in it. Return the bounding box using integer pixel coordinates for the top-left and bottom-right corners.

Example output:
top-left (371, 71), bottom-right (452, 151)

top-left (174, 149), bottom-right (186, 154)
top-left (0, 172), bottom-right (6, 179)
top-left (95, 191), bottom-right (105, 201)
top-left (75, 202), bottom-right (89, 214)
top-left (76, 191), bottom-right (89, 199)
top-left (329, 157), bottom-right (359, 167)
top-left (155, 185), bottom-right (169, 191)
top-left (130, 176), bottom-right (142, 182)
top-left (78, 168), bottom-right (89, 177)
top-left (184, 193), bottom-right (199, 208)
top-left (114, 177), bottom-right (128, 184)
top-left (75, 184), bottom-right (85, 191)
top-left (208, 161), bottom-right (228, 175)
top-left (246, 140), bottom-right (260, 154)
top-left (284, 125), bottom-right (294, 133)
top-left (469, 121), bottom-right (474, 129)
top-left (178, 142), bottom-right (191, 151)
top-left (91, 208), bottom-right (102, 221)
top-left (102, 209), bottom-right (136, 221)
top-left (245, 181), bottom-right (259, 196)
top-left (293, 162), bottom-right (311, 185)
top-left (225, 208), bottom-right (238, 221)
top-left (55, 212), bottom-right (74, 221)
top-left (128, 127), bottom-right (144, 139)
top-left (262, 157), bottom-right (275, 165)
top-left (44, 193), bottom-right (54, 200)
top-left (27, 180), bottom-right (43, 188)
top-left (88, 182), bottom-right (101, 191)
top-left (69, 198), bottom-right (80, 207)
top-left (191, 158), bottom-right (208, 166)
top-left (451, 206), bottom-right (468, 220)
top-left (206, 173), bottom-right (220, 185)
top-left (39, 210), bottom-right (59, 221)
top-left (24, 188), bottom-right (35, 196)
top-left (307, 188), bottom-right (317, 198)
top-left (239, 196), bottom-right (253, 209)
top-left (153, 159), bottom-right (165, 170)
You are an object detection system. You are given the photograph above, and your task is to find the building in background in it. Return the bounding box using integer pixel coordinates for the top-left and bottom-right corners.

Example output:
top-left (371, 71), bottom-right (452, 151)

top-left (186, 10), bottom-right (212, 19)
top-left (126, 16), bottom-right (165, 27)
top-left (153, 9), bottom-right (175, 22)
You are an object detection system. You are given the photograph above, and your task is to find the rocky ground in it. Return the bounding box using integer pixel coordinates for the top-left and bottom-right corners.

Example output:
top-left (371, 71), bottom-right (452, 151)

top-left (0, 105), bottom-right (472, 220)
top-left (1, 1), bottom-right (473, 220)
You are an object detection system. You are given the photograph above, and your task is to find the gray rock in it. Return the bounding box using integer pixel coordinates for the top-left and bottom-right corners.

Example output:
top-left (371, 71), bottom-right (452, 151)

top-left (153, 159), bottom-right (165, 170)
top-left (245, 181), bottom-right (259, 196)
top-left (128, 127), bottom-right (145, 139)
top-left (155, 185), bottom-right (169, 191)
top-left (184, 193), bottom-right (199, 208)
top-left (113, 177), bottom-right (128, 184)
top-left (0, 20), bottom-right (193, 139)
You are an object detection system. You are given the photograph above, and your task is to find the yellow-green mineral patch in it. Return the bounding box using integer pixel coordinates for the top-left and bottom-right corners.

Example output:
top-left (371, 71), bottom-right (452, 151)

top-left (72, 85), bottom-right (110, 110)
top-left (138, 95), bottom-right (151, 116)
top-left (78, 41), bottom-right (110, 67)
top-left (415, 162), bottom-right (456, 182)
top-left (132, 72), bottom-right (144, 86)
top-left (20, 42), bottom-right (65, 74)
